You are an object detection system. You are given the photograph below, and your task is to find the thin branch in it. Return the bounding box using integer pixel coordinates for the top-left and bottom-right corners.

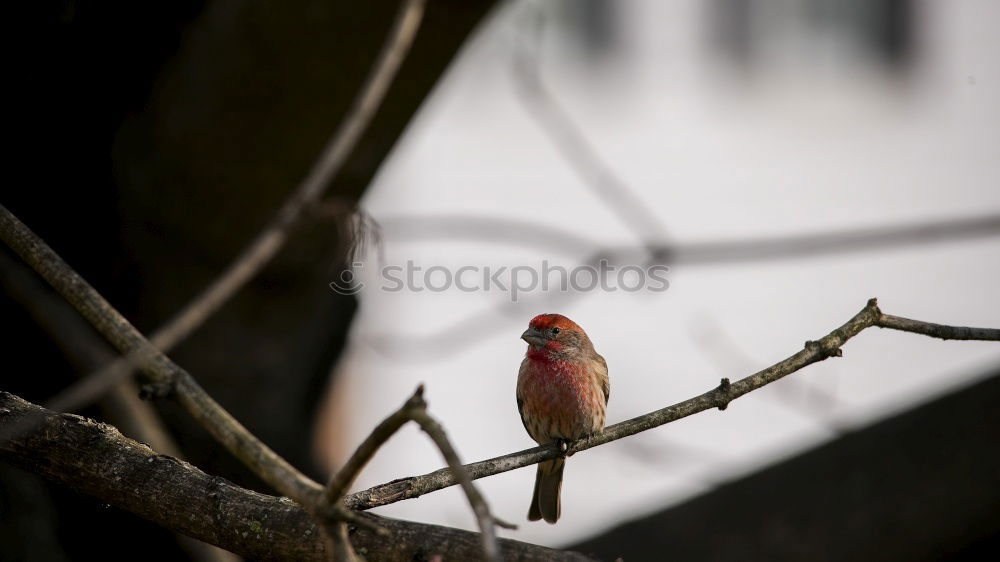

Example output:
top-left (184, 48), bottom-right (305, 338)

top-left (322, 386), bottom-right (508, 562)
top-left (345, 298), bottom-right (1000, 510)
top-left (0, 392), bottom-right (593, 561)
top-left (0, 236), bottom-right (233, 562)
top-left (512, 5), bottom-right (670, 250)
top-left (365, 212), bottom-right (1000, 360)
top-left (324, 394), bottom-right (420, 503)
top-left (319, 390), bottom-right (420, 562)
top-left (378, 212), bottom-right (1000, 264)
top-left (151, 0), bottom-right (423, 351)
top-left (2, 201), bottom-right (493, 553)
top-left (0, 248), bottom-right (185, 458)
top-left (373, 0), bottom-right (1000, 364)
top-left (690, 314), bottom-right (843, 430)
top-left (325, 523), bottom-right (358, 562)
top-left (877, 314), bottom-right (1000, 340)
top-left (38, 0), bottom-right (426, 415)
top-left (409, 406), bottom-right (511, 561)
top-left (0, 204), bottom-right (323, 507)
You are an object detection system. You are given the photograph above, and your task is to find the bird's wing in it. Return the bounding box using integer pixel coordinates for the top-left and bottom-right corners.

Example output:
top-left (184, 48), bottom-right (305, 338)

top-left (516, 359), bottom-right (532, 436)
top-left (594, 353), bottom-right (610, 404)
top-left (517, 396), bottom-right (531, 435)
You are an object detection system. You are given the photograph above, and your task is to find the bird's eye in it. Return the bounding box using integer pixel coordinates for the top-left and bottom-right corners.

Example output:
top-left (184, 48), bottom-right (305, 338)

top-left (551, 327), bottom-right (560, 335)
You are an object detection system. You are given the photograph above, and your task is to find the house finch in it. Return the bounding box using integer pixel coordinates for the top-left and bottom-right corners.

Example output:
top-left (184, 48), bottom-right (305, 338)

top-left (516, 313), bottom-right (609, 523)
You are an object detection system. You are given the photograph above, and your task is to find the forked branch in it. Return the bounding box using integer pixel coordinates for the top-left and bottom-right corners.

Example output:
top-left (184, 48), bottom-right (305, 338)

top-left (321, 386), bottom-right (510, 562)
top-left (41, 0), bottom-right (426, 416)
top-left (344, 298), bottom-right (1000, 511)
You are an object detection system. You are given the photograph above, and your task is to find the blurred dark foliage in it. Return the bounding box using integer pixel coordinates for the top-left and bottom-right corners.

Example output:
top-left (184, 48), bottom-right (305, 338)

top-left (710, 0), bottom-right (913, 72)
top-left (2, 0), bottom-right (494, 559)
top-left (572, 368), bottom-right (1000, 562)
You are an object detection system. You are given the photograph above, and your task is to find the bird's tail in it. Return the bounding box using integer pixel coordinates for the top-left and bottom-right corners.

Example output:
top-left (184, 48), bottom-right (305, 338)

top-left (528, 457), bottom-right (564, 524)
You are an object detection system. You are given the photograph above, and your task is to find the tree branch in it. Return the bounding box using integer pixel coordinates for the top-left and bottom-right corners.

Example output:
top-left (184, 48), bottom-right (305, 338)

top-left (322, 386), bottom-right (509, 562)
top-left (512, 5), bottom-right (670, 250)
top-left (0, 204), bottom-right (327, 510)
top-left (408, 400), bottom-right (512, 559)
top-left (378, 213), bottom-right (1000, 265)
top-left (345, 298), bottom-right (1000, 510)
top-left (0, 392), bottom-right (592, 562)
top-left (367, 212), bottom-right (1000, 360)
top-left (1, 201), bottom-right (507, 557)
top-left (323, 393), bottom-right (421, 504)
top-left (876, 313), bottom-right (1000, 340)
top-left (0, 230), bottom-right (235, 562)
top-left (36, 0), bottom-right (426, 416)
top-left (0, 249), bottom-right (182, 458)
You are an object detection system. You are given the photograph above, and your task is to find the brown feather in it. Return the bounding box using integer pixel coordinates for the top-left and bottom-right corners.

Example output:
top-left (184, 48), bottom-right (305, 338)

top-left (529, 458), bottom-right (564, 523)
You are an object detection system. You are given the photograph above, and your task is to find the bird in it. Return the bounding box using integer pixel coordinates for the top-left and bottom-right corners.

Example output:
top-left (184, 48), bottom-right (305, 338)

top-left (516, 313), bottom-right (609, 523)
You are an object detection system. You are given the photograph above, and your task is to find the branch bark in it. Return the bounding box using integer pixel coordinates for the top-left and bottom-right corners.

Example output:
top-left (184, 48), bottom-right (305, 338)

top-left (1, 203), bottom-right (500, 559)
top-left (345, 298), bottom-right (1000, 511)
top-left (0, 392), bottom-right (592, 562)
top-left (0, 204), bottom-right (325, 511)
top-left (39, 0), bottom-right (426, 416)
top-left (322, 386), bottom-right (509, 562)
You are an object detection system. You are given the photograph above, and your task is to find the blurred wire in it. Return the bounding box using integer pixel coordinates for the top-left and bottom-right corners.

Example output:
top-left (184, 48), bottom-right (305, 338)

top-left (379, 212), bottom-right (1000, 264)
top-left (363, 1), bottom-right (1000, 361)
top-left (512, 1), bottom-right (672, 254)
top-left (618, 433), bottom-right (728, 489)
top-left (367, 213), bottom-right (1000, 359)
top-left (689, 313), bottom-right (845, 432)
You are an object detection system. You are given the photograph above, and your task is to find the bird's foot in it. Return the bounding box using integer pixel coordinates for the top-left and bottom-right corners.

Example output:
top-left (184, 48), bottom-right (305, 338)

top-left (556, 438), bottom-right (571, 458)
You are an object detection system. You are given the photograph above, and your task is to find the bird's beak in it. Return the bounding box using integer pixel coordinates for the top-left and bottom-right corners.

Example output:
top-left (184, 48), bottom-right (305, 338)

top-left (521, 328), bottom-right (547, 347)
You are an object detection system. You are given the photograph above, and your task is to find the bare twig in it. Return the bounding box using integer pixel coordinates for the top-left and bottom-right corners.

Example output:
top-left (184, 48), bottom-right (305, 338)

top-left (364, 0), bottom-right (1000, 365)
top-left (378, 212), bottom-right (1000, 264)
top-left (322, 386), bottom-right (507, 562)
top-left (151, 0), bottom-right (423, 351)
top-left (877, 313), bottom-right (1000, 340)
top-left (690, 313), bottom-right (843, 429)
top-left (345, 298), bottom-right (1000, 510)
top-left (2, 202), bottom-right (500, 557)
top-left (319, 388), bottom-right (421, 562)
top-left (323, 392), bottom-right (423, 503)
top-left (0, 249), bottom-right (182, 457)
top-left (409, 406), bottom-right (513, 560)
top-left (38, 0), bottom-right (426, 415)
top-left (0, 204), bottom-right (324, 507)
top-left (366, 212), bottom-right (1000, 359)
top-left (512, 6), bottom-right (670, 250)
top-left (0, 242), bottom-right (236, 562)
top-left (324, 522), bottom-right (359, 562)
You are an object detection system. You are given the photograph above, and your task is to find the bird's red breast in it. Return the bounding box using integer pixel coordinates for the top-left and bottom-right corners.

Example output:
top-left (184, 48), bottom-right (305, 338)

top-left (518, 355), bottom-right (606, 443)
top-left (517, 314), bottom-right (608, 444)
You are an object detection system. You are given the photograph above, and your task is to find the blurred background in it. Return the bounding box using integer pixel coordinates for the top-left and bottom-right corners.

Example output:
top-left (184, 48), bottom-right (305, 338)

top-left (3, 0), bottom-right (999, 560)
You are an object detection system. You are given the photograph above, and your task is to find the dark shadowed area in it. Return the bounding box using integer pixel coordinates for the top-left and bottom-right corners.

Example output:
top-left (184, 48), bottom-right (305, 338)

top-left (3, 0), bottom-right (494, 559)
top-left (2, 0), bottom-right (999, 560)
top-left (572, 369), bottom-right (1000, 561)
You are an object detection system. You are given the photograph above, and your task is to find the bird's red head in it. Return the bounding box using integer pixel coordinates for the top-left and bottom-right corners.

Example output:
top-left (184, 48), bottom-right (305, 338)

top-left (522, 314), bottom-right (589, 356)
top-left (528, 313), bottom-right (582, 333)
